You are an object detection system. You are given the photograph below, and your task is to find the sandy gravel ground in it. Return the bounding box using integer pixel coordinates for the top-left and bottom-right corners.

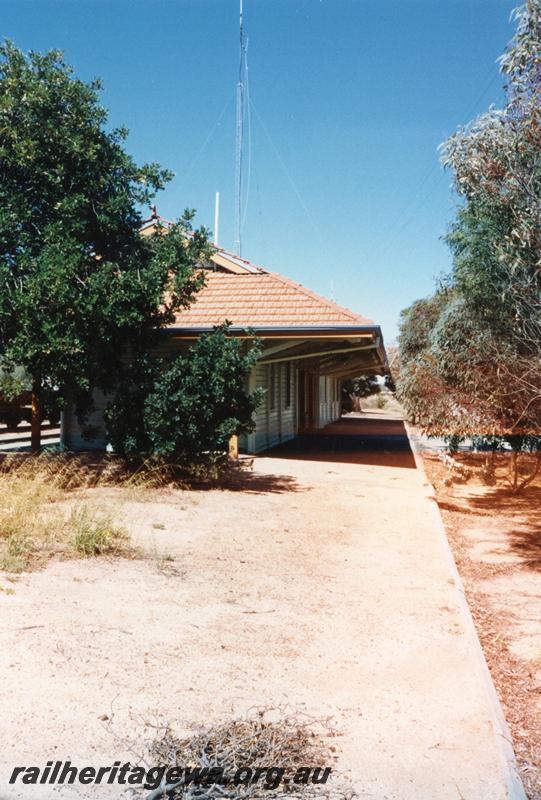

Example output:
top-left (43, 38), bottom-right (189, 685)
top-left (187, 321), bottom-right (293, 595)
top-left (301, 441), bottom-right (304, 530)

top-left (0, 413), bottom-right (513, 799)
top-left (420, 449), bottom-right (541, 799)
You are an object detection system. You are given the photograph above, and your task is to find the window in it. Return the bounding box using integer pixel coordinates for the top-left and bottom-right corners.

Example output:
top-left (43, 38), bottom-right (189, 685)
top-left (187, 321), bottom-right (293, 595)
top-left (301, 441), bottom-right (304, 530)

top-left (285, 363), bottom-right (291, 408)
top-left (269, 364), bottom-right (276, 410)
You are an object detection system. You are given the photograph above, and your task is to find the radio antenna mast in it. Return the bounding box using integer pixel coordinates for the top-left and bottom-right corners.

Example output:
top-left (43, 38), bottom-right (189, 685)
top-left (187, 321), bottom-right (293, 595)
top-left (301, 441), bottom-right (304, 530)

top-left (234, 0), bottom-right (246, 256)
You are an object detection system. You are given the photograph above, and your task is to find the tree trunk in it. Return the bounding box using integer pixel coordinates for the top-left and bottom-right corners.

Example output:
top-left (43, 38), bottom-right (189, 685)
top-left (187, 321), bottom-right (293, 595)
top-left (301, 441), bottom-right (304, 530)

top-left (510, 449), bottom-right (519, 494)
top-left (518, 450), bottom-right (541, 493)
top-left (30, 377), bottom-right (41, 453)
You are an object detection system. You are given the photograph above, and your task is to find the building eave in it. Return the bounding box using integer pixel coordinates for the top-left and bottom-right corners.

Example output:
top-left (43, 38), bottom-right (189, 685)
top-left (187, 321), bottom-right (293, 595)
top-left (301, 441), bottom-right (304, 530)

top-left (163, 324), bottom-right (389, 376)
top-left (165, 324), bottom-right (382, 339)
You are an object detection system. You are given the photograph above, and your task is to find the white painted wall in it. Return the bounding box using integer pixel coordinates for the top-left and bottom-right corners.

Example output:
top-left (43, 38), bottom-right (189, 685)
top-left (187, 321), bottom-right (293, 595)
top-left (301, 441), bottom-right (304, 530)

top-left (318, 376), bottom-right (341, 428)
top-left (62, 356), bottom-right (339, 456)
top-left (240, 362), bottom-right (297, 454)
top-left (62, 389), bottom-right (110, 451)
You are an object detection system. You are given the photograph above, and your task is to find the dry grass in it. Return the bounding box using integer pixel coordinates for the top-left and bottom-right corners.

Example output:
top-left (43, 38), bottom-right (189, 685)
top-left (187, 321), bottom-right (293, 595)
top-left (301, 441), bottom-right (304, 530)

top-left (360, 392), bottom-right (403, 414)
top-left (0, 451), bottom-right (193, 491)
top-left (0, 463), bottom-right (65, 571)
top-left (71, 505), bottom-right (129, 556)
top-left (0, 451), bottom-right (258, 573)
top-left (140, 709), bottom-right (352, 800)
top-left (0, 453), bottom-right (136, 572)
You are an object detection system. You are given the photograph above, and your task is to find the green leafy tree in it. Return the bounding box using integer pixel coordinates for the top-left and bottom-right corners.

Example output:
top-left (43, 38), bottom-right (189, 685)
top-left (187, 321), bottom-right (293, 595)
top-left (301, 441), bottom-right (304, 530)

top-left (397, 293), bottom-right (460, 431)
top-left (0, 42), bottom-right (209, 448)
top-left (398, 2), bottom-right (541, 491)
top-left (352, 374), bottom-right (381, 398)
top-left (439, 2), bottom-right (541, 438)
top-left (341, 373), bottom-right (380, 412)
top-left (105, 325), bottom-right (263, 476)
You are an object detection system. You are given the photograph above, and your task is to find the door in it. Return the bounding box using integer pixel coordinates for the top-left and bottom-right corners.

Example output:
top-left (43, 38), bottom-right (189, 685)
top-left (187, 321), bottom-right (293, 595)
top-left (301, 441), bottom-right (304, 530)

top-left (298, 371), bottom-right (316, 431)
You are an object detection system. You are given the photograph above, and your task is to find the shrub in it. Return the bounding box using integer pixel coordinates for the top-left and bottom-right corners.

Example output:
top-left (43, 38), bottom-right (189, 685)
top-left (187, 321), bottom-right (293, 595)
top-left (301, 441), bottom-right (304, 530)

top-left (480, 462), bottom-right (497, 486)
top-left (106, 324), bottom-right (263, 477)
top-left (397, 4), bottom-right (541, 494)
top-left (438, 451), bottom-right (472, 488)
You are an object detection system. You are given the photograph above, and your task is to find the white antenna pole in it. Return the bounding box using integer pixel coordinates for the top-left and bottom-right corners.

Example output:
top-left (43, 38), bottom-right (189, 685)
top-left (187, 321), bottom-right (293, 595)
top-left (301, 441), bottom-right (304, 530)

top-left (214, 191), bottom-right (220, 246)
top-left (234, 0), bottom-right (244, 256)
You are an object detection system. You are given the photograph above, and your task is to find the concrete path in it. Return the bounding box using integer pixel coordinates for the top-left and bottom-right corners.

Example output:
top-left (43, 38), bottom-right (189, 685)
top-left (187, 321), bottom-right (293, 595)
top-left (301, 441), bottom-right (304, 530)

top-left (0, 411), bottom-right (522, 799)
top-left (266, 411), bottom-right (522, 799)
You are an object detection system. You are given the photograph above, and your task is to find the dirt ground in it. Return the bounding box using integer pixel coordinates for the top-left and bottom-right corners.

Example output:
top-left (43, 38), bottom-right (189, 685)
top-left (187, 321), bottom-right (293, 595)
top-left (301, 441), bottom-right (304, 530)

top-left (420, 448), bottom-right (541, 800)
top-left (0, 413), bottom-right (516, 799)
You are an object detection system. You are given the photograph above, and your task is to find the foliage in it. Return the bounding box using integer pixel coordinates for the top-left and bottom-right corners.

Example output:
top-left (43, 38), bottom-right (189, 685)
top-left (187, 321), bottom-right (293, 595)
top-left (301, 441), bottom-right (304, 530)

top-left (0, 365), bottom-right (27, 401)
top-left (397, 294), bottom-right (451, 365)
top-left (341, 374), bottom-right (380, 411)
top-left (351, 374), bottom-right (381, 398)
top-left (398, 2), bottom-right (541, 491)
top-left (106, 325), bottom-right (263, 476)
top-left (0, 42), bottom-right (210, 442)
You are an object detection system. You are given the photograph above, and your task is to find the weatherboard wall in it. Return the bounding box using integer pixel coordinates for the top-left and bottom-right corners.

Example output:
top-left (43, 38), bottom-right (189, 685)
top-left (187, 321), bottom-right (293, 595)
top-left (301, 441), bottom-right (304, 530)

top-left (61, 356), bottom-right (339, 456)
top-left (61, 389), bottom-right (110, 451)
top-left (239, 362), bottom-right (297, 453)
top-left (318, 376), bottom-right (341, 427)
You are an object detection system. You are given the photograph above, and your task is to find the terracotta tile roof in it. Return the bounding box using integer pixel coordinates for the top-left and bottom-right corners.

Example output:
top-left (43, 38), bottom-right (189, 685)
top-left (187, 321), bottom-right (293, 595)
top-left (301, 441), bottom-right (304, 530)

top-left (170, 270), bottom-right (374, 329)
top-left (140, 219), bottom-right (375, 330)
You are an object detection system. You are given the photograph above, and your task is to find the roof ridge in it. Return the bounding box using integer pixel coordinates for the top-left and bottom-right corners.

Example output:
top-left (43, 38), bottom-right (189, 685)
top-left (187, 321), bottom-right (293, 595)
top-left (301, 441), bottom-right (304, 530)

top-left (267, 270), bottom-right (373, 325)
top-left (141, 219), bottom-right (373, 326)
top-left (212, 247), bottom-right (267, 273)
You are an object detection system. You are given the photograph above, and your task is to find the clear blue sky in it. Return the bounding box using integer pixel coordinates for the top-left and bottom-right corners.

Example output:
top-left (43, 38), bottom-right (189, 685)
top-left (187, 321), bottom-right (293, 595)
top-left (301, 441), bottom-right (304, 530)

top-left (2, 0), bottom-right (517, 342)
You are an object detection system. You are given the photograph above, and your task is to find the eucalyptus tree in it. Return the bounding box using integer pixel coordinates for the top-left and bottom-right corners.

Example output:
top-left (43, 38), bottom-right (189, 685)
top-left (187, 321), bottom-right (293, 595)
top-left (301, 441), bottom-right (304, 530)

top-left (440, 2), bottom-right (541, 430)
top-left (398, 1), bottom-right (541, 490)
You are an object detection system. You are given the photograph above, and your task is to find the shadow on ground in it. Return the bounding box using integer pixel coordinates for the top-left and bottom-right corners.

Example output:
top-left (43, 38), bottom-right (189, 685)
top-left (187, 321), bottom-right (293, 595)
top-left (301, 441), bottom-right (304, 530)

top-left (506, 522), bottom-right (541, 570)
top-left (426, 453), bottom-right (541, 571)
top-left (265, 414), bottom-right (416, 470)
top-left (214, 470), bottom-right (304, 495)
